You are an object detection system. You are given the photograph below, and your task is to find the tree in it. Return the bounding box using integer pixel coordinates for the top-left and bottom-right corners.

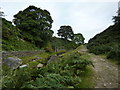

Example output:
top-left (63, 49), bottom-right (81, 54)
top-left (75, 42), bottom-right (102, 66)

top-left (13, 5), bottom-right (53, 47)
top-left (72, 33), bottom-right (85, 44)
top-left (0, 11), bottom-right (4, 18)
top-left (112, 6), bottom-right (120, 24)
top-left (57, 25), bottom-right (74, 40)
top-left (113, 16), bottom-right (120, 24)
top-left (0, 8), bottom-right (5, 18)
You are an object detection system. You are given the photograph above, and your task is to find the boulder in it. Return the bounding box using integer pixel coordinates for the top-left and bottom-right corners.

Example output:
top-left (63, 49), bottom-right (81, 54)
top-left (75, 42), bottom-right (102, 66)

top-left (37, 63), bottom-right (43, 68)
top-left (47, 55), bottom-right (58, 64)
top-left (3, 57), bottom-right (22, 69)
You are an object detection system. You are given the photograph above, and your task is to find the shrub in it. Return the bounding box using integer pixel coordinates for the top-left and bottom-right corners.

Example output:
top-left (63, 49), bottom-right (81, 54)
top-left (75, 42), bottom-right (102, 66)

top-left (107, 45), bottom-right (120, 61)
top-left (28, 61), bottom-right (39, 68)
top-left (2, 49), bottom-right (93, 88)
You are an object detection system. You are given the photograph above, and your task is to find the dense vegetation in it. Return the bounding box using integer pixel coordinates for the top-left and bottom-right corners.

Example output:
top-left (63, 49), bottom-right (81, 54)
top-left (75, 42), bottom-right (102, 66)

top-left (2, 46), bottom-right (94, 88)
top-left (87, 13), bottom-right (120, 62)
top-left (2, 18), bottom-right (40, 51)
top-left (2, 4), bottom-right (120, 88)
top-left (2, 5), bottom-right (84, 51)
top-left (2, 5), bottom-right (94, 88)
top-left (13, 6), bottom-right (54, 48)
top-left (2, 18), bottom-right (80, 51)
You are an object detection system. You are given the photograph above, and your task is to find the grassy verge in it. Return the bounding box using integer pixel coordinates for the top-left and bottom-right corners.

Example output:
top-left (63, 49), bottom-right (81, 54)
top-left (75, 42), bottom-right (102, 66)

top-left (77, 53), bottom-right (95, 88)
top-left (100, 54), bottom-right (119, 65)
top-left (2, 45), bottom-right (95, 88)
top-left (78, 66), bottom-right (95, 88)
top-left (75, 45), bottom-right (95, 88)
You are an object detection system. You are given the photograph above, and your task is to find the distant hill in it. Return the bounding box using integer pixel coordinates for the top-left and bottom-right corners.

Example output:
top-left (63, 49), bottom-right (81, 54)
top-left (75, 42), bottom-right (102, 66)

top-left (87, 22), bottom-right (120, 61)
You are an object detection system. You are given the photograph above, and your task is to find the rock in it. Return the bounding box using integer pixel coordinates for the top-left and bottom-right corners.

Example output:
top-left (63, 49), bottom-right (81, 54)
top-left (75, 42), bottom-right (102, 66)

top-left (33, 60), bottom-right (36, 62)
top-left (47, 55), bottom-right (58, 64)
top-left (37, 63), bottom-right (43, 68)
top-left (103, 84), bottom-right (106, 87)
top-left (19, 64), bottom-right (27, 68)
top-left (3, 57), bottom-right (22, 69)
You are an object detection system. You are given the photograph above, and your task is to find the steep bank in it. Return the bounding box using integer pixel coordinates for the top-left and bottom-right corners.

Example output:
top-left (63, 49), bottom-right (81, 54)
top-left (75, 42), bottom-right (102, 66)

top-left (87, 21), bottom-right (120, 62)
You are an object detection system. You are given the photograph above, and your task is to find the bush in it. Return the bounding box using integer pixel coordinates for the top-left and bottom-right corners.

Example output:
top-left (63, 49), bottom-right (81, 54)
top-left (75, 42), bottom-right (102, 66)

top-left (61, 51), bottom-right (93, 71)
top-left (88, 45), bottom-right (111, 55)
top-left (107, 45), bottom-right (120, 61)
top-left (2, 50), bottom-right (93, 88)
top-left (28, 61), bottom-right (39, 68)
top-left (87, 23), bottom-right (120, 62)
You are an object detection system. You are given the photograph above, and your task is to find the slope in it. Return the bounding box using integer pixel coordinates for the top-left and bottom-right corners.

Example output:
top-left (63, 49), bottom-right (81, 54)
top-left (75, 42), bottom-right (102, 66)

top-left (87, 23), bottom-right (120, 62)
top-left (2, 18), bottom-right (40, 51)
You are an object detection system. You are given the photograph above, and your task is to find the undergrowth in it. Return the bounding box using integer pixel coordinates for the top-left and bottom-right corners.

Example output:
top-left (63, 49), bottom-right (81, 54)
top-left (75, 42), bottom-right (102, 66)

top-left (2, 46), bottom-right (94, 88)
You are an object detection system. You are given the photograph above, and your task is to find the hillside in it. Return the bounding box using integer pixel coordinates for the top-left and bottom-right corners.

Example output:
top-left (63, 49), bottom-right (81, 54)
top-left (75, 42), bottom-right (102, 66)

top-left (87, 21), bottom-right (120, 62)
top-left (1, 5), bottom-right (119, 88)
top-left (1, 5), bottom-right (92, 88)
top-left (2, 18), bottom-right (78, 51)
top-left (2, 18), bottom-right (40, 51)
top-left (2, 6), bottom-right (84, 51)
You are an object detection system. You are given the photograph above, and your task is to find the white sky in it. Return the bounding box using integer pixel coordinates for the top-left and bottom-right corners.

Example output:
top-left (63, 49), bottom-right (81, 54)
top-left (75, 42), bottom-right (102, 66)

top-left (0, 0), bottom-right (119, 42)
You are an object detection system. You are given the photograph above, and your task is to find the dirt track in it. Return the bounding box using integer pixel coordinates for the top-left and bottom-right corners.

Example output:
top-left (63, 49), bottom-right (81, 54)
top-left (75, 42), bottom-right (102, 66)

top-left (78, 45), bottom-right (119, 88)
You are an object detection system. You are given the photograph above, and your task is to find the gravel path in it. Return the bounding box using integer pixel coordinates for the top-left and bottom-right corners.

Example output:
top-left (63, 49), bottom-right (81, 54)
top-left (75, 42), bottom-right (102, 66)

top-left (79, 45), bottom-right (119, 88)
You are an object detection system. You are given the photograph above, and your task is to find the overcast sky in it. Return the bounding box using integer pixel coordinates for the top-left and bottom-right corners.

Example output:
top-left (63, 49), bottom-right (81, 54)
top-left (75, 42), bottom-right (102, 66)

top-left (0, 0), bottom-right (119, 42)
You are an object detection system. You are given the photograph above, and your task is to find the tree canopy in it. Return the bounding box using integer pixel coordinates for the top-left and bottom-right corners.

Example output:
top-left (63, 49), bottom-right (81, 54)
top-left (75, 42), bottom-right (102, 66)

top-left (113, 16), bottom-right (120, 24)
top-left (0, 11), bottom-right (4, 18)
top-left (0, 8), bottom-right (4, 18)
top-left (13, 5), bottom-right (54, 47)
top-left (2, 5), bottom-right (85, 51)
top-left (112, 7), bottom-right (120, 24)
top-left (57, 25), bottom-right (74, 40)
top-left (73, 33), bottom-right (85, 44)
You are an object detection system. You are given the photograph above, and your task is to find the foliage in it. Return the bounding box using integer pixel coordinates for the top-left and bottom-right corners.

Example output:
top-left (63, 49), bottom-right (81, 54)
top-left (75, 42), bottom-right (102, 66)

top-left (0, 10), bottom-right (4, 17)
top-left (2, 6), bottom-right (85, 51)
top-left (2, 18), bottom-right (39, 51)
top-left (2, 67), bottom-right (37, 88)
top-left (2, 49), bottom-right (93, 88)
top-left (107, 44), bottom-right (120, 61)
top-left (2, 5), bottom-right (90, 88)
top-left (51, 37), bottom-right (78, 51)
top-left (13, 5), bottom-right (53, 48)
top-left (113, 16), bottom-right (120, 24)
top-left (87, 17), bottom-right (120, 62)
top-left (57, 25), bottom-right (74, 40)
top-left (72, 33), bottom-right (85, 45)
top-left (43, 42), bottom-right (54, 53)
top-left (21, 52), bottom-right (54, 65)
top-left (21, 51), bottom-right (93, 88)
